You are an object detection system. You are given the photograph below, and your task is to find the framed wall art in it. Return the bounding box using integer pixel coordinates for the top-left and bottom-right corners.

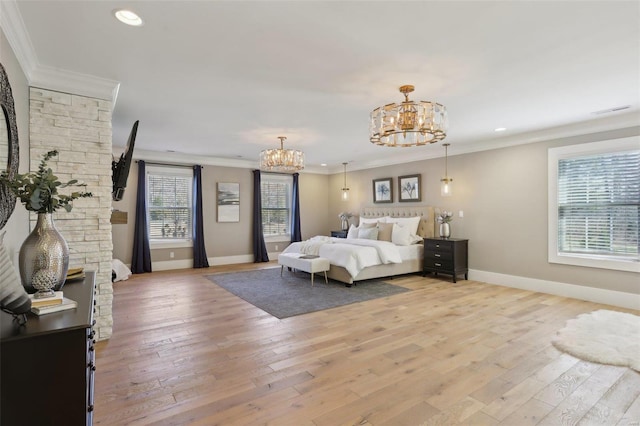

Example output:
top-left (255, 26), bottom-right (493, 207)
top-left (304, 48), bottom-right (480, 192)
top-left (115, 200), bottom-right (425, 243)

top-left (217, 182), bottom-right (240, 222)
top-left (373, 178), bottom-right (393, 203)
top-left (398, 174), bottom-right (421, 202)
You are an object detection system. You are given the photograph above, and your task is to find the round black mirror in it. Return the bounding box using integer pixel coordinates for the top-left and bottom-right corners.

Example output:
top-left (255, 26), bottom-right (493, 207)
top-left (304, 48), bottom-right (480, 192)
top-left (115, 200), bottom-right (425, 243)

top-left (0, 62), bottom-right (19, 230)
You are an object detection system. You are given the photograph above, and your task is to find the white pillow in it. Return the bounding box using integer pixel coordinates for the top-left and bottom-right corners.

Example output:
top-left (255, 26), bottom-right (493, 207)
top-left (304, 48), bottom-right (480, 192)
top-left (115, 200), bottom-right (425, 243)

top-left (346, 224), bottom-right (358, 239)
top-left (359, 227), bottom-right (379, 240)
top-left (387, 216), bottom-right (421, 236)
top-left (359, 216), bottom-right (385, 226)
top-left (391, 223), bottom-right (412, 245)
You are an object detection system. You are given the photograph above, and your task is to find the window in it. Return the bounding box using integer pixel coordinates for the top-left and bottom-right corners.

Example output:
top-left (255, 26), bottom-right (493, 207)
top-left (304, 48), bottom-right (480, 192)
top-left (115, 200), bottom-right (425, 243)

top-left (261, 174), bottom-right (292, 241)
top-left (146, 165), bottom-right (192, 245)
top-left (548, 137), bottom-right (640, 272)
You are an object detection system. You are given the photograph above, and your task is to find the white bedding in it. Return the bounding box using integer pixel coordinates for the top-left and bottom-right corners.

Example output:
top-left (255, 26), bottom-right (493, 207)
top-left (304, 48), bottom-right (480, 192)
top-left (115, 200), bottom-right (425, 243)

top-left (283, 236), bottom-right (405, 278)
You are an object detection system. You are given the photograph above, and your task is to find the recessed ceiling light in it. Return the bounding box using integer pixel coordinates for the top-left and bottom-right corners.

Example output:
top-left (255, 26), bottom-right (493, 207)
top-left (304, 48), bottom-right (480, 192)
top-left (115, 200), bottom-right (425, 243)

top-left (592, 105), bottom-right (631, 115)
top-left (494, 127), bottom-right (507, 132)
top-left (114, 9), bottom-right (144, 26)
top-left (320, 163), bottom-right (327, 167)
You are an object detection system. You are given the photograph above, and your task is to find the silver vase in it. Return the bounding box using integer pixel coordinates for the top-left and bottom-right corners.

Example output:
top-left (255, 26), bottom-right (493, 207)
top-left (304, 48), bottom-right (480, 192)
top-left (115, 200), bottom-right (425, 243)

top-left (439, 222), bottom-right (451, 239)
top-left (19, 213), bottom-right (69, 294)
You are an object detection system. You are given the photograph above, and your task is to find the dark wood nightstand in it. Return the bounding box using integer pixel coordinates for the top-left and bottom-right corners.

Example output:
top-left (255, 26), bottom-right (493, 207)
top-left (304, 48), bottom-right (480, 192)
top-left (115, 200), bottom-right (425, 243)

top-left (423, 237), bottom-right (468, 283)
top-left (331, 230), bottom-right (347, 238)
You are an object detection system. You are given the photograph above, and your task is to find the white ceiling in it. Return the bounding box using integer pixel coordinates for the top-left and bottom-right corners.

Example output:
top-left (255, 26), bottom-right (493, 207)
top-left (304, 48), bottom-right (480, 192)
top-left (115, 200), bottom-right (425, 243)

top-left (3, 0), bottom-right (640, 173)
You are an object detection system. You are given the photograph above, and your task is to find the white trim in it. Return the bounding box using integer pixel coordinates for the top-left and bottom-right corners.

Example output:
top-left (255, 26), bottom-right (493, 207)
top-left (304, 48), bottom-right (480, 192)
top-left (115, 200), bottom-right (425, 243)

top-left (30, 66), bottom-right (120, 103)
top-left (208, 254), bottom-right (255, 266)
top-left (1, 0), bottom-right (120, 105)
top-left (548, 136), bottom-right (640, 273)
top-left (149, 239), bottom-right (192, 249)
top-left (469, 269), bottom-right (640, 310)
top-left (152, 259), bottom-right (192, 271)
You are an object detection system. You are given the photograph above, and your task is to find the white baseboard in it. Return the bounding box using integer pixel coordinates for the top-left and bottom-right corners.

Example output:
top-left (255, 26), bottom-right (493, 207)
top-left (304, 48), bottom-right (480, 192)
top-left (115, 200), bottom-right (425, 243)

top-left (209, 254), bottom-right (254, 266)
top-left (469, 269), bottom-right (640, 310)
top-left (152, 259), bottom-right (193, 271)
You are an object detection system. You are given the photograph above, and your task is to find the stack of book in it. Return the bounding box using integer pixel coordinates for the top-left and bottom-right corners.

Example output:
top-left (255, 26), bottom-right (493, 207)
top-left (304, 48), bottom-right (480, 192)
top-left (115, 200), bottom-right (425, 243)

top-left (66, 267), bottom-right (85, 282)
top-left (29, 291), bottom-right (77, 315)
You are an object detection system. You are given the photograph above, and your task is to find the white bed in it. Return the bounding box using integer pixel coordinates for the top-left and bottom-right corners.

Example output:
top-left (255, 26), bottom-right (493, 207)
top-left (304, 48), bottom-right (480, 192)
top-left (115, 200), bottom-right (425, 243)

top-left (283, 206), bottom-right (436, 285)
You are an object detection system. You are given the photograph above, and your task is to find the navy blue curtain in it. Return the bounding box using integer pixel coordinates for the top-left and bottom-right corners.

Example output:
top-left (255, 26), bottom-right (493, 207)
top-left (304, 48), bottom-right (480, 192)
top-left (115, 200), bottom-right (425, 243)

top-left (131, 160), bottom-right (152, 274)
top-left (253, 170), bottom-right (269, 262)
top-left (291, 173), bottom-right (302, 242)
top-left (192, 165), bottom-right (209, 268)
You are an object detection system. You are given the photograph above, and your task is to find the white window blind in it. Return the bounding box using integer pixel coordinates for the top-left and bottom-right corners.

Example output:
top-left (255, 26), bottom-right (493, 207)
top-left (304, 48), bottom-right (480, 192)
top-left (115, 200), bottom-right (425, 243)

top-left (558, 151), bottom-right (639, 259)
top-left (261, 174), bottom-right (291, 238)
top-left (549, 137), bottom-right (640, 272)
top-left (147, 167), bottom-right (192, 241)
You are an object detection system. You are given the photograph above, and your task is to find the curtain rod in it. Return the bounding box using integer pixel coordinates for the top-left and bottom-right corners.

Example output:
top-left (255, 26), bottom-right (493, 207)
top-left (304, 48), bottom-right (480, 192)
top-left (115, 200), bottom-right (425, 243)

top-left (254, 169), bottom-right (299, 176)
top-left (136, 160), bottom-right (201, 168)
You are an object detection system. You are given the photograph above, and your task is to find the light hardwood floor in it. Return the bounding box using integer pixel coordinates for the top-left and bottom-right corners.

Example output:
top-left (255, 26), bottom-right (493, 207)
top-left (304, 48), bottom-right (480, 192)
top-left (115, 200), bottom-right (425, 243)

top-left (95, 263), bottom-right (640, 425)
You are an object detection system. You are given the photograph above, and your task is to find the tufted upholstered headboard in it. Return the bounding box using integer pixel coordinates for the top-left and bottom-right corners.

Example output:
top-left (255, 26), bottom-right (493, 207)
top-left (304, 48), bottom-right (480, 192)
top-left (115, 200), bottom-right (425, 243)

top-left (360, 206), bottom-right (436, 238)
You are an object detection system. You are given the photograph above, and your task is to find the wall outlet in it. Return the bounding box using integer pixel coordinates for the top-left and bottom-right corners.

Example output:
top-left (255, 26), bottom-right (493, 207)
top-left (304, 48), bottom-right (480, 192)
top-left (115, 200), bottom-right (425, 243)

top-left (275, 245), bottom-right (279, 251)
top-left (459, 210), bottom-right (464, 218)
top-left (170, 251), bottom-right (175, 259)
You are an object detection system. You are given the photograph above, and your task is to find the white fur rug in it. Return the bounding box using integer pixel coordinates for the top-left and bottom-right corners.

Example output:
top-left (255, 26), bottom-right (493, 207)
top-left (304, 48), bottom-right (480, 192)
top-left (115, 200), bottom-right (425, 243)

top-left (552, 309), bottom-right (640, 371)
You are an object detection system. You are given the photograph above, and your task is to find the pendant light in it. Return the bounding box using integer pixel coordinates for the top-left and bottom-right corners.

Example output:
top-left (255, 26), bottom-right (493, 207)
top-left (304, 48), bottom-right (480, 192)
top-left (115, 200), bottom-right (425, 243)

top-left (440, 143), bottom-right (453, 197)
top-left (341, 162), bottom-right (350, 201)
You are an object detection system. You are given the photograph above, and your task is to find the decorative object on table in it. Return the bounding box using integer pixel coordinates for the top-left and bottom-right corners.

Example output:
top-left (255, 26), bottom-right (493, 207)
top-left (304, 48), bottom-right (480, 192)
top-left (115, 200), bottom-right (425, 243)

top-left (30, 296), bottom-right (77, 316)
top-left (66, 267), bottom-right (85, 282)
top-left (441, 143), bottom-right (453, 197)
top-left (217, 182), bottom-right (240, 222)
top-left (398, 174), bottom-right (421, 202)
top-left (28, 290), bottom-right (63, 308)
top-left (338, 211), bottom-right (353, 231)
top-left (341, 162), bottom-right (350, 201)
top-left (0, 150), bottom-right (92, 293)
top-left (370, 84), bottom-right (448, 147)
top-left (437, 211), bottom-right (453, 238)
top-left (373, 177), bottom-right (393, 203)
top-left (0, 63), bottom-right (20, 231)
top-left (259, 136), bottom-right (304, 172)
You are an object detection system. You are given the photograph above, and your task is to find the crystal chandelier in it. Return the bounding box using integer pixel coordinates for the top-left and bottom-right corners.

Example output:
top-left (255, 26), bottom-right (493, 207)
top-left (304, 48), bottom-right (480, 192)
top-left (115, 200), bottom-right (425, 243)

top-left (370, 85), bottom-right (448, 147)
top-left (260, 136), bottom-right (304, 172)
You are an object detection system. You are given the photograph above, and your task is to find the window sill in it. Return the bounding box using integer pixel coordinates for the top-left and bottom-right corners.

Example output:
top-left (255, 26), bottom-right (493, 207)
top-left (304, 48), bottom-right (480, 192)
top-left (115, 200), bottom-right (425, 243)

top-left (264, 235), bottom-right (291, 243)
top-left (150, 239), bottom-right (193, 250)
top-left (549, 252), bottom-right (640, 273)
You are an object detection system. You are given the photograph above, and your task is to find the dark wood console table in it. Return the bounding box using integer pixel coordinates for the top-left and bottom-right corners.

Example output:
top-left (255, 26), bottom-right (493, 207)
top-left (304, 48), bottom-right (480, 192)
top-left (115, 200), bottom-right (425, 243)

top-left (1, 271), bottom-right (96, 425)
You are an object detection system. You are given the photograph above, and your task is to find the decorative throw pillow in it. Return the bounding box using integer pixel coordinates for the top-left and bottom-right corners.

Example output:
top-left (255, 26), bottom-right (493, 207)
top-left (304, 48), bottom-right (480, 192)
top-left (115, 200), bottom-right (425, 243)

top-left (346, 224), bottom-right (359, 239)
top-left (377, 222), bottom-right (394, 242)
top-left (0, 241), bottom-right (31, 314)
top-left (391, 223), bottom-right (412, 245)
top-left (387, 216), bottom-right (421, 236)
top-left (358, 227), bottom-right (379, 240)
top-left (359, 216), bottom-right (385, 226)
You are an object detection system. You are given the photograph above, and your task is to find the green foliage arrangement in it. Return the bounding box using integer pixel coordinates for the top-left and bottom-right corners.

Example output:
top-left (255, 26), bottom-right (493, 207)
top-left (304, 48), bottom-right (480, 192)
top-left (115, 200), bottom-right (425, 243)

top-left (0, 150), bottom-right (92, 213)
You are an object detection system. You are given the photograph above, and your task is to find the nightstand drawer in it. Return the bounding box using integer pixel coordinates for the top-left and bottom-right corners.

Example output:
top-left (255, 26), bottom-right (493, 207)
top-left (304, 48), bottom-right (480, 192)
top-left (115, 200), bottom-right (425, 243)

top-left (424, 259), bottom-right (454, 270)
top-left (424, 251), bottom-right (453, 261)
top-left (424, 240), bottom-right (453, 252)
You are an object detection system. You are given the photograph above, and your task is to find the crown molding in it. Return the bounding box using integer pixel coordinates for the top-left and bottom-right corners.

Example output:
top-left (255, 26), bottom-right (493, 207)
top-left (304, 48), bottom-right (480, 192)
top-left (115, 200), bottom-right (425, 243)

top-left (116, 148), bottom-right (330, 175)
top-left (327, 111), bottom-right (640, 174)
top-left (1, 0), bottom-right (120, 104)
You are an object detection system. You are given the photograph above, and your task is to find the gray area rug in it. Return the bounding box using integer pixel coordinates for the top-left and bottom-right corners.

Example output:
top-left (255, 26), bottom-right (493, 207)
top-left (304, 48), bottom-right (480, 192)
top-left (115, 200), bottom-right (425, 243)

top-left (206, 267), bottom-right (411, 319)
